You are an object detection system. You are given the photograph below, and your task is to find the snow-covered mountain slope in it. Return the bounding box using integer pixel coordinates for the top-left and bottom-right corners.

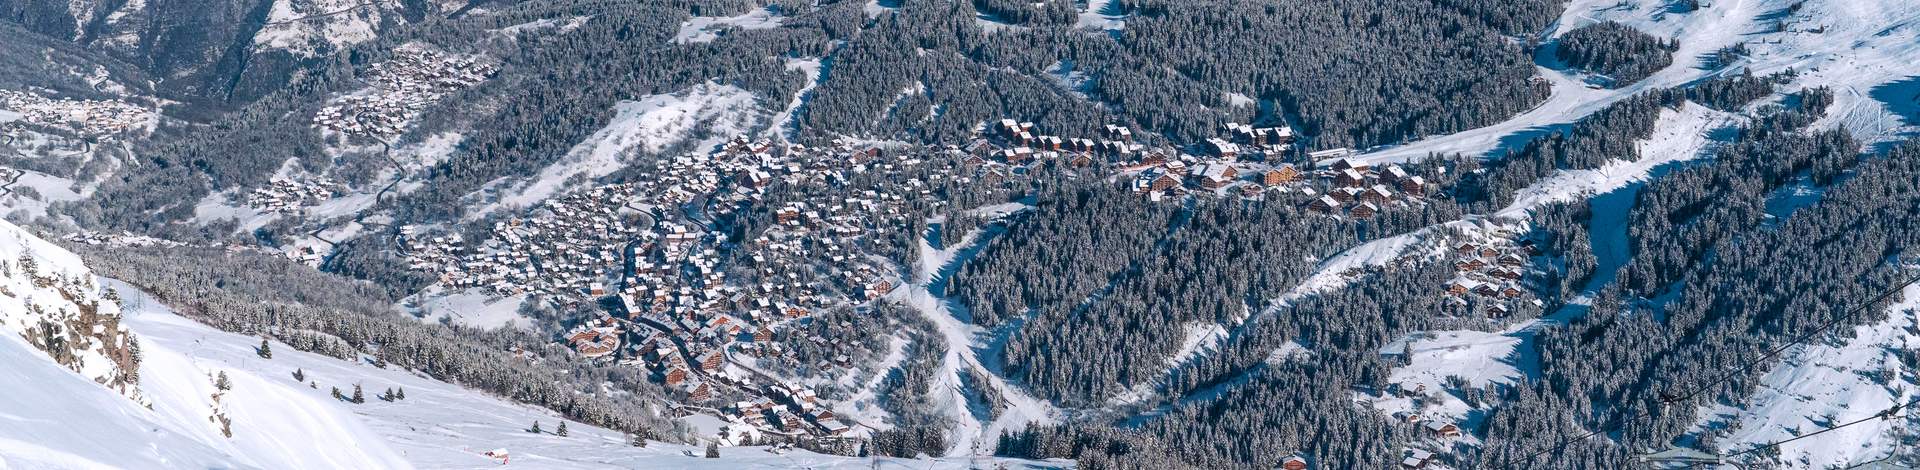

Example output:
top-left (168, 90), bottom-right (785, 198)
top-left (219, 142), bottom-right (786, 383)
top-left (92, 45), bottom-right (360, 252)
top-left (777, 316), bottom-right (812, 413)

top-left (466, 82), bottom-right (766, 220)
top-left (1687, 284), bottom-right (1920, 468)
top-left (0, 219), bottom-right (139, 400)
top-left (0, 219), bottom-right (1064, 469)
top-left (253, 0), bottom-right (400, 56)
top-left (1349, 0), bottom-right (1920, 166)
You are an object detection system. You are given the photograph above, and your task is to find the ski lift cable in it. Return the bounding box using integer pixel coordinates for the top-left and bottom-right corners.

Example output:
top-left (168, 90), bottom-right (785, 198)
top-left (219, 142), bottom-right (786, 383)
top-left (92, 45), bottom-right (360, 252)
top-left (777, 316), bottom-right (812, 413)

top-left (1721, 395), bottom-right (1919, 462)
top-left (1496, 271), bottom-right (1920, 469)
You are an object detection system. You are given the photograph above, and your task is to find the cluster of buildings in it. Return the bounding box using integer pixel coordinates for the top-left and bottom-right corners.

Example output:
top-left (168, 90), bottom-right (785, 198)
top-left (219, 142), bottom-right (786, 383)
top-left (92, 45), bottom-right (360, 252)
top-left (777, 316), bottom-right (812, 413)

top-left (244, 177), bottom-right (342, 213)
top-left (721, 383), bottom-right (850, 437)
top-left (970, 119), bottom-right (1440, 218)
top-left (1302, 158), bottom-right (1429, 219)
top-left (401, 183), bottom-right (643, 300)
top-left (314, 46), bottom-right (496, 138)
top-left (0, 90), bottom-right (150, 136)
top-left (59, 231), bottom-right (186, 248)
top-left (400, 134), bottom-right (965, 439)
top-left (1442, 238), bottom-right (1538, 318)
top-left (1382, 383), bottom-right (1463, 469)
top-left (393, 116), bottom-right (1460, 444)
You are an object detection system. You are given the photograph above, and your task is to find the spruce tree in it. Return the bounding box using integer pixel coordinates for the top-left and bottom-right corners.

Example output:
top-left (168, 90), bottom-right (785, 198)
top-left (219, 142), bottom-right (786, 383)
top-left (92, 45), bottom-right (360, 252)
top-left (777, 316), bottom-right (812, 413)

top-left (629, 433), bottom-right (647, 447)
top-left (705, 442), bottom-right (720, 458)
top-left (395, 387), bottom-right (405, 400)
top-left (292, 368), bottom-right (304, 382)
top-left (351, 384), bottom-right (365, 404)
top-left (528, 421), bottom-right (541, 433)
top-left (556, 422), bottom-right (569, 437)
top-left (257, 338), bottom-right (272, 359)
top-left (214, 371), bottom-right (231, 391)
top-left (331, 386), bottom-right (343, 400)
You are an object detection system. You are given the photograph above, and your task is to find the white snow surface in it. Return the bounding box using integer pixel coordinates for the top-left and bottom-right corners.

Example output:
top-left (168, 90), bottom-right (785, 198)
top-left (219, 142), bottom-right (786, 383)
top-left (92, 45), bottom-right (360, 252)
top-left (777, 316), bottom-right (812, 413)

top-left (0, 221), bottom-right (1066, 469)
top-left (0, 219), bottom-right (132, 395)
top-left (890, 220), bottom-right (1061, 456)
top-left (674, 8), bottom-right (785, 44)
top-left (403, 286), bottom-right (532, 329)
top-left (478, 83), bottom-right (763, 217)
top-left (1343, 0), bottom-right (1765, 166)
top-left (1076, 0), bottom-right (1125, 31)
top-left (1384, 330), bottom-right (1525, 391)
top-left (765, 57), bottom-right (824, 142)
top-left (1, 169), bottom-right (91, 220)
top-left (254, 0), bottom-right (387, 57)
top-left (1689, 284), bottom-right (1920, 468)
top-left (1494, 102), bottom-right (1737, 218)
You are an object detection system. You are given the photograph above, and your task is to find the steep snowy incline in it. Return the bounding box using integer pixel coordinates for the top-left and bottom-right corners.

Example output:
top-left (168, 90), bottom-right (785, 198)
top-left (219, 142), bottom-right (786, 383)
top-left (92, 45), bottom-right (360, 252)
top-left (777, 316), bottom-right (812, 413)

top-left (110, 278), bottom-right (1068, 469)
top-left (1494, 101), bottom-right (1738, 218)
top-left (0, 331), bottom-right (235, 469)
top-left (471, 83), bottom-right (765, 219)
top-left (892, 218), bottom-right (1062, 456)
top-left (0, 219), bottom-right (141, 399)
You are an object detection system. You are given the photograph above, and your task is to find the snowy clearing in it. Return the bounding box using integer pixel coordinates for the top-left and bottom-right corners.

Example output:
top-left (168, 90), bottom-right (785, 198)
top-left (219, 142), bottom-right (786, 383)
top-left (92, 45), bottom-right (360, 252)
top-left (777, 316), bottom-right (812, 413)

top-left (674, 8), bottom-right (785, 44)
top-left (1494, 102), bottom-right (1738, 218)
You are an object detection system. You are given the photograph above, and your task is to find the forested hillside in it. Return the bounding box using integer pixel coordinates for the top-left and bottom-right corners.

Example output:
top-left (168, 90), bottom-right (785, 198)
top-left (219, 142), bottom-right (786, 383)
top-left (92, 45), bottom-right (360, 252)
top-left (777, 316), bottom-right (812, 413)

top-left (7, 0), bottom-right (1920, 467)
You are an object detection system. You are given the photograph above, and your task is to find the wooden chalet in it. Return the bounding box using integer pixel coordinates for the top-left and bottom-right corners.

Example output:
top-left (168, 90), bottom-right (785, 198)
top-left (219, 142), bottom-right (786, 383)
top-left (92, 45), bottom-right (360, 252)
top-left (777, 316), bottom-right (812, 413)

top-left (1280, 455), bottom-right (1309, 470)
top-left (1351, 202), bottom-right (1380, 219)
top-left (1263, 165), bottom-right (1301, 185)
top-left (1308, 196), bottom-right (1342, 213)
top-left (1423, 421), bottom-right (1462, 438)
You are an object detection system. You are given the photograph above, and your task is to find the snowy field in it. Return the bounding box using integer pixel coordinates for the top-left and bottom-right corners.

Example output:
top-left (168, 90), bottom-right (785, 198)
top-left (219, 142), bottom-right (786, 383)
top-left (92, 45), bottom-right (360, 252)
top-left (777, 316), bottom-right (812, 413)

top-left (1688, 284), bottom-right (1920, 467)
top-left (402, 286), bottom-right (532, 329)
top-left (674, 8), bottom-right (785, 44)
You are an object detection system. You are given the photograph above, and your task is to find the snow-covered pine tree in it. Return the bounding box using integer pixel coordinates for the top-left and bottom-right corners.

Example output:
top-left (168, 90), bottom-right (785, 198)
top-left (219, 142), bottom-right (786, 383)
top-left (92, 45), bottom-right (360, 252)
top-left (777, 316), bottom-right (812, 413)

top-left (257, 338), bottom-right (272, 359)
top-left (705, 442), bottom-right (720, 458)
top-left (351, 384), bottom-right (364, 404)
top-left (292, 368), bottom-right (304, 382)
top-left (556, 422), bottom-right (568, 437)
top-left (528, 421), bottom-right (541, 433)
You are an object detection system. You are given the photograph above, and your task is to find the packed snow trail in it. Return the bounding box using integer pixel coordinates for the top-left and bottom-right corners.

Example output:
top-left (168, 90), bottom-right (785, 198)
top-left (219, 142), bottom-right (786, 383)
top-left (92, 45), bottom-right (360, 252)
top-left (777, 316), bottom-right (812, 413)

top-left (890, 219), bottom-right (1062, 456)
top-left (1345, 0), bottom-right (1760, 166)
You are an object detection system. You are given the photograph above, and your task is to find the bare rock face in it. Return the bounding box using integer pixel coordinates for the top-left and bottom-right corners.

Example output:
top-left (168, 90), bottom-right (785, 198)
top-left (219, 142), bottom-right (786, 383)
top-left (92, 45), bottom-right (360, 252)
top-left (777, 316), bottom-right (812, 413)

top-left (0, 220), bottom-right (143, 402)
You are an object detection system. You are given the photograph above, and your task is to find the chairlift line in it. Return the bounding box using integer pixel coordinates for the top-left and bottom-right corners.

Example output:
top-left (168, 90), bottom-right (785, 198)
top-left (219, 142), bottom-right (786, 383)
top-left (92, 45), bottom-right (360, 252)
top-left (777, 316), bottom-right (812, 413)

top-left (1718, 396), bottom-right (1920, 462)
top-left (1495, 270), bottom-right (1920, 469)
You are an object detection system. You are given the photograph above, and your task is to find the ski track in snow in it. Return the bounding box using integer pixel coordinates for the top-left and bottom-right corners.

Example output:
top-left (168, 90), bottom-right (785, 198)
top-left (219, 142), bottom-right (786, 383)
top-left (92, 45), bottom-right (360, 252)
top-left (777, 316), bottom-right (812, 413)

top-left (1342, 0), bottom-right (1761, 167)
top-left (890, 219), bottom-right (1060, 456)
top-left (1142, 93), bottom-right (1737, 422)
